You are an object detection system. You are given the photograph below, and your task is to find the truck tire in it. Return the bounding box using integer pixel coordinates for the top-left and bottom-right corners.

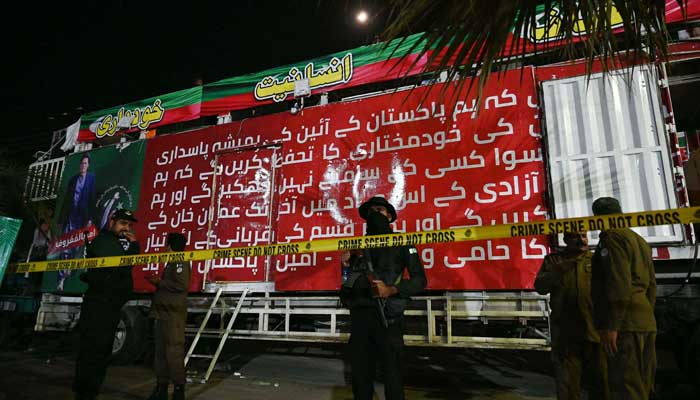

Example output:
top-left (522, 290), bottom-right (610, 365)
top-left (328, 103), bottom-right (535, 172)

top-left (111, 306), bottom-right (147, 365)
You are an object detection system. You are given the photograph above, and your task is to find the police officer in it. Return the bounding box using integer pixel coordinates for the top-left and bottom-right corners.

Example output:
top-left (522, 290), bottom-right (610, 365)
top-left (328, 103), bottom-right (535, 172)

top-left (73, 209), bottom-right (140, 400)
top-left (591, 197), bottom-right (656, 400)
top-left (146, 233), bottom-right (191, 400)
top-left (340, 196), bottom-right (427, 400)
top-left (535, 232), bottom-right (609, 400)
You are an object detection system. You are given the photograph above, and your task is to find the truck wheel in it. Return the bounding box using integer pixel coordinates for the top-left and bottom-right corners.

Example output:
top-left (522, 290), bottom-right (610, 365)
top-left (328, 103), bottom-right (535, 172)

top-left (111, 306), bottom-right (147, 365)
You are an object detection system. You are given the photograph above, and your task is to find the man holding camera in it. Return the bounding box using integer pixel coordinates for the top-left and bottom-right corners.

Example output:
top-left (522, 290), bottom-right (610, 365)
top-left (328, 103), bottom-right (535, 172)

top-left (340, 196), bottom-right (427, 400)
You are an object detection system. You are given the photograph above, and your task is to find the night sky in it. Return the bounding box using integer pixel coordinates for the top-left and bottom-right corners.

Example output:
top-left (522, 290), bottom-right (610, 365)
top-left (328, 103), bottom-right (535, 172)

top-left (2, 1), bottom-right (388, 165)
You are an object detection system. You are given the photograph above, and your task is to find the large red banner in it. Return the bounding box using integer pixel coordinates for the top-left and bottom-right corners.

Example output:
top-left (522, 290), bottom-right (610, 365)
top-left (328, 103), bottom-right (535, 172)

top-left (134, 68), bottom-right (547, 292)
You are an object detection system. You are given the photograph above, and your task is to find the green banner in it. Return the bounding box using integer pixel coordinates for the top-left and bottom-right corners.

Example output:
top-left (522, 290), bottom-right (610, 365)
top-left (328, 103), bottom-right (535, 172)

top-left (0, 216), bottom-right (22, 283)
top-left (200, 34), bottom-right (428, 115)
top-left (42, 141), bottom-right (146, 293)
top-left (78, 86), bottom-right (202, 142)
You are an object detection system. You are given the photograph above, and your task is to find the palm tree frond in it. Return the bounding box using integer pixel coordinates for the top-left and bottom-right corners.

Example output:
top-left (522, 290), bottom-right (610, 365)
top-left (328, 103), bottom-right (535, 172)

top-left (381, 0), bottom-right (685, 100)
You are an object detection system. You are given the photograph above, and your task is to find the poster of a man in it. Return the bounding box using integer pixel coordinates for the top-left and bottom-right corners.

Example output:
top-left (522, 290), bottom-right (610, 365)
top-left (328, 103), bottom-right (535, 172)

top-left (43, 143), bottom-right (146, 294)
top-left (57, 153), bottom-right (97, 290)
top-left (60, 153), bottom-right (97, 234)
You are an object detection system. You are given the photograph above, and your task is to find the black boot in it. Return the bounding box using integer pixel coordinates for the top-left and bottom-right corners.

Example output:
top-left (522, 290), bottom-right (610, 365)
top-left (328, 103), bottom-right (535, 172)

top-left (147, 383), bottom-right (168, 400)
top-left (172, 384), bottom-right (185, 400)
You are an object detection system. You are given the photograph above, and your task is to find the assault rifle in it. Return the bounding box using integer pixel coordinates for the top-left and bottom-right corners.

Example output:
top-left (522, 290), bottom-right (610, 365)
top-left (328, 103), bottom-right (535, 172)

top-left (342, 249), bottom-right (389, 328)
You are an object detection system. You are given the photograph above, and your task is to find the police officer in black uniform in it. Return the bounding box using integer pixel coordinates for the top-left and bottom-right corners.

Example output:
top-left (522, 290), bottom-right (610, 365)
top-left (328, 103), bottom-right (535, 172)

top-left (73, 209), bottom-right (140, 400)
top-left (340, 196), bottom-right (427, 400)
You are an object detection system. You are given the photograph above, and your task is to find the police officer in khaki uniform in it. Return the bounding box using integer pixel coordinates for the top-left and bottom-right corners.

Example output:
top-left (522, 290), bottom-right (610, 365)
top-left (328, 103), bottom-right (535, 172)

top-left (535, 232), bottom-right (609, 400)
top-left (591, 197), bottom-right (656, 400)
top-left (146, 233), bottom-right (191, 400)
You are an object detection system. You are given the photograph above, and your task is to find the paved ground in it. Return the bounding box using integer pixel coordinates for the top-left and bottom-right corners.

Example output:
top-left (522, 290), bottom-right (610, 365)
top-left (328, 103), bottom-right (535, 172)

top-left (0, 333), bottom-right (696, 399)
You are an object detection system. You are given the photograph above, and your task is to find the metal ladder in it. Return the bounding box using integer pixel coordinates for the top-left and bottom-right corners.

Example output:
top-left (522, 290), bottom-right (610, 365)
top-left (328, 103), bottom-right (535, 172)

top-left (185, 287), bottom-right (249, 383)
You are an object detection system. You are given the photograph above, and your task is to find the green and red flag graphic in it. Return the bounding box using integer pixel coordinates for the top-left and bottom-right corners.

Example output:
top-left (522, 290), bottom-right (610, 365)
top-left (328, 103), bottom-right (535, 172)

top-left (77, 86), bottom-right (202, 142)
top-left (201, 34), bottom-right (429, 115)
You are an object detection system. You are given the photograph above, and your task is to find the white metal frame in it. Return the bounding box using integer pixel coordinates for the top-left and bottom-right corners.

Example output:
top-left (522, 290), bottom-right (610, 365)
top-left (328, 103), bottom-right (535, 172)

top-left (541, 66), bottom-right (682, 244)
top-left (183, 291), bottom-right (551, 351)
top-left (201, 144), bottom-right (281, 290)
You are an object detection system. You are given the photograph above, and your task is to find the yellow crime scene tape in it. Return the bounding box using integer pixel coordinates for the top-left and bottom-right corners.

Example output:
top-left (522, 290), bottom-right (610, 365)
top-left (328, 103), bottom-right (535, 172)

top-left (8, 207), bottom-right (700, 275)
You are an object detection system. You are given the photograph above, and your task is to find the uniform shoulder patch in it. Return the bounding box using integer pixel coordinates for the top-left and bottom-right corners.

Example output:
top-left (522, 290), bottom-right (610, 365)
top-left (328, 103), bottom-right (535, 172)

top-left (176, 264), bottom-right (183, 274)
top-left (408, 247), bottom-right (418, 254)
top-left (600, 248), bottom-right (609, 257)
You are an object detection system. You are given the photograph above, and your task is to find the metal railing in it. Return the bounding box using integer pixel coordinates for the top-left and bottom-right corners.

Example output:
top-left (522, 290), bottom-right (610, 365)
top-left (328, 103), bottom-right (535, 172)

top-left (24, 157), bottom-right (65, 202)
top-left (184, 291), bottom-right (552, 351)
top-left (34, 291), bottom-right (552, 351)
